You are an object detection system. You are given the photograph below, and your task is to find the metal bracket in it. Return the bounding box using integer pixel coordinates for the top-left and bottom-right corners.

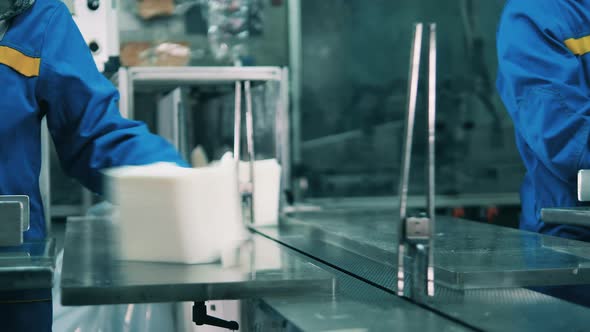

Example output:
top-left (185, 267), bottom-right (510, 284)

top-left (0, 195), bottom-right (30, 247)
top-left (541, 170), bottom-right (590, 227)
top-left (397, 23), bottom-right (437, 298)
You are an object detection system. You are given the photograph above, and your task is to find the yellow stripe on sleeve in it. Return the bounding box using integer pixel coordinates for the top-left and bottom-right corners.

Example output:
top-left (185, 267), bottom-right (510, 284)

top-left (0, 46), bottom-right (40, 77)
top-left (565, 35), bottom-right (590, 56)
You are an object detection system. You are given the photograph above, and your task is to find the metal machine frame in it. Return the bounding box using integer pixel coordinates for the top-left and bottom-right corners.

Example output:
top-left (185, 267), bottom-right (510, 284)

top-left (111, 66), bottom-right (291, 220)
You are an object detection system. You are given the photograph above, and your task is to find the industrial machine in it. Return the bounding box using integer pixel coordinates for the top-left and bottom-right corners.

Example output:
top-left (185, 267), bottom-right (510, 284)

top-left (72, 0), bottom-right (120, 74)
top-left (7, 1), bottom-right (590, 331)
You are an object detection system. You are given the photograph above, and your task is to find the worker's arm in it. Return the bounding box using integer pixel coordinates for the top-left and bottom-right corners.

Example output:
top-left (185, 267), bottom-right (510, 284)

top-left (497, 0), bottom-right (590, 182)
top-left (36, 3), bottom-right (188, 193)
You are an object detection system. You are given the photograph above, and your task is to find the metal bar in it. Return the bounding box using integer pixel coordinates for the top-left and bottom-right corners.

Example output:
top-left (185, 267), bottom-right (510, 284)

top-left (300, 193), bottom-right (520, 210)
top-left (288, 0), bottom-right (303, 170)
top-left (397, 23), bottom-right (423, 296)
top-left (541, 207), bottom-right (590, 227)
top-left (234, 81), bottom-right (243, 162)
top-left (426, 23), bottom-right (437, 297)
top-left (279, 68), bottom-right (291, 195)
top-left (40, 119), bottom-right (51, 234)
top-left (245, 81), bottom-right (256, 224)
top-left (130, 67), bottom-right (283, 84)
top-left (399, 23), bottom-right (423, 222)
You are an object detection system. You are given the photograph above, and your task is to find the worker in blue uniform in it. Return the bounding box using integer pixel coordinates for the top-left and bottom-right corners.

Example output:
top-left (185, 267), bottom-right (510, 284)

top-left (497, 0), bottom-right (590, 305)
top-left (0, 0), bottom-right (187, 330)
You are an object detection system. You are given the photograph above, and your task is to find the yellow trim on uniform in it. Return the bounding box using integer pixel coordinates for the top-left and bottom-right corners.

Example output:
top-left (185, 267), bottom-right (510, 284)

top-left (565, 35), bottom-right (590, 56)
top-left (0, 45), bottom-right (40, 77)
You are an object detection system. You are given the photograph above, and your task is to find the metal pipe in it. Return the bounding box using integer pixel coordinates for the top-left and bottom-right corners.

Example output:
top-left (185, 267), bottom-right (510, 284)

top-left (40, 119), bottom-right (51, 235)
top-left (245, 81), bottom-right (256, 224)
top-left (426, 23), bottom-right (437, 297)
top-left (234, 81), bottom-right (243, 162)
top-left (288, 0), bottom-right (302, 168)
top-left (399, 23), bottom-right (423, 222)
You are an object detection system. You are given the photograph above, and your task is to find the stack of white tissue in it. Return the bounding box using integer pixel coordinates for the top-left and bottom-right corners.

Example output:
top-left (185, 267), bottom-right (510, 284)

top-left (105, 153), bottom-right (281, 264)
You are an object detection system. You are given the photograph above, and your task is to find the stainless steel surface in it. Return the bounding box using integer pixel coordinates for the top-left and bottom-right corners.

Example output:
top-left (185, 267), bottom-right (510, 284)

top-left (254, 212), bottom-right (590, 331)
top-left (60, 218), bottom-right (333, 306)
top-left (51, 204), bottom-right (85, 218)
top-left (0, 195), bottom-right (29, 231)
top-left (541, 207), bottom-right (590, 227)
top-left (0, 238), bottom-right (55, 290)
top-left (259, 249), bottom-right (471, 332)
top-left (266, 211), bottom-right (590, 289)
top-left (0, 202), bottom-right (24, 247)
top-left (301, 193), bottom-right (520, 211)
top-left (0, 196), bottom-right (29, 247)
top-left (542, 169), bottom-right (590, 226)
top-left (579, 169), bottom-right (590, 201)
top-left (263, 286), bottom-right (590, 332)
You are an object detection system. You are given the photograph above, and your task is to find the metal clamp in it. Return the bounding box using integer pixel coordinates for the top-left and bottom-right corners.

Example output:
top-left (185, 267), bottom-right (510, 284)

top-left (541, 170), bottom-right (590, 226)
top-left (234, 80), bottom-right (257, 225)
top-left (0, 196), bottom-right (30, 247)
top-left (397, 23), bottom-right (437, 298)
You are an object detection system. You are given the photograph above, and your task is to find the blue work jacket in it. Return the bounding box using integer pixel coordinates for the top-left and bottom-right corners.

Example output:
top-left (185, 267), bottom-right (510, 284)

top-left (497, 0), bottom-right (590, 240)
top-left (0, 0), bottom-right (187, 241)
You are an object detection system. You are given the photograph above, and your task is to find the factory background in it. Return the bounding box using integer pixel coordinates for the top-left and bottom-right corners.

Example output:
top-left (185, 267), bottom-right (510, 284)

top-left (52, 0), bottom-right (521, 226)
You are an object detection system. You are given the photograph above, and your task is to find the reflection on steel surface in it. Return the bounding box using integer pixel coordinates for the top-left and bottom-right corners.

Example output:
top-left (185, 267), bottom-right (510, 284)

top-left (274, 212), bottom-right (590, 289)
top-left (254, 212), bottom-right (590, 330)
top-left (60, 217), bottom-right (333, 306)
top-left (0, 238), bottom-right (55, 290)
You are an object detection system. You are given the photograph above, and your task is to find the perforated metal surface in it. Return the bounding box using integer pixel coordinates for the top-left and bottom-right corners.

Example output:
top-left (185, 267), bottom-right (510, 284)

top-left (253, 212), bottom-right (590, 331)
top-left (276, 211), bottom-right (590, 289)
top-left (258, 238), bottom-right (472, 332)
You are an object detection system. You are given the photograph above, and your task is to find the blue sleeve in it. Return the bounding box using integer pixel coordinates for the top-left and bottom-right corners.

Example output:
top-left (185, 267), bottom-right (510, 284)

top-left (497, 0), bottom-right (590, 182)
top-left (36, 3), bottom-right (188, 193)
